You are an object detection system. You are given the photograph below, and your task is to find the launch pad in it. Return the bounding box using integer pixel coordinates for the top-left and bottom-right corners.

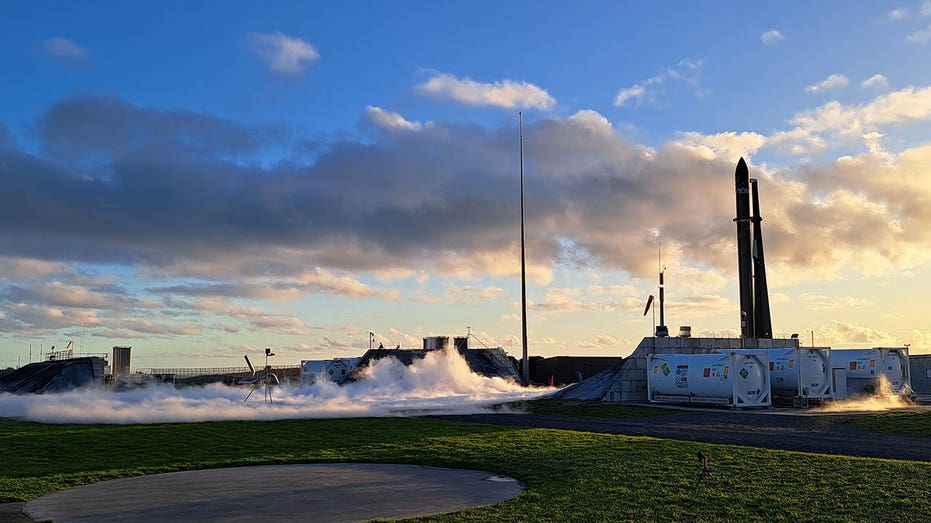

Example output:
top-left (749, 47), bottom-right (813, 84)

top-left (23, 464), bottom-right (524, 523)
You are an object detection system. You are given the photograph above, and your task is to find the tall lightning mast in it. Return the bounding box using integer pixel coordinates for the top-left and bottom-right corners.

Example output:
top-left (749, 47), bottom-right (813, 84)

top-left (751, 178), bottom-right (773, 338)
top-left (519, 113), bottom-right (529, 385)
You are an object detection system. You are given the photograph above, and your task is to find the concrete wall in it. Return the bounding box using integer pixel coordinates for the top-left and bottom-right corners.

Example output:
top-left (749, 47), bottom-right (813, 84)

top-left (611, 336), bottom-right (799, 402)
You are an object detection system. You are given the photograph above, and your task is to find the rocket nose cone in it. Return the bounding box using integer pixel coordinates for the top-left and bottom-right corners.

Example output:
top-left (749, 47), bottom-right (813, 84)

top-left (735, 157), bottom-right (749, 185)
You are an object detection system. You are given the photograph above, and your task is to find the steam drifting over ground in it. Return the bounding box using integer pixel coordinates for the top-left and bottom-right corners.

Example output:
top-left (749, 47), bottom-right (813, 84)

top-left (0, 350), bottom-right (551, 424)
top-left (815, 375), bottom-right (912, 413)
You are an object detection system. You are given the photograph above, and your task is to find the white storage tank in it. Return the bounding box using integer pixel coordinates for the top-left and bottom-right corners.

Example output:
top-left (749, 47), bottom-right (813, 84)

top-left (648, 352), bottom-right (771, 407)
top-left (723, 348), bottom-right (832, 400)
top-left (423, 336), bottom-right (450, 351)
top-left (111, 346), bottom-right (132, 377)
top-left (830, 347), bottom-right (910, 397)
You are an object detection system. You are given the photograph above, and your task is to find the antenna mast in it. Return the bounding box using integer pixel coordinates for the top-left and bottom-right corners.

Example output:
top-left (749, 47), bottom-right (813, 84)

top-left (519, 112), bottom-right (529, 385)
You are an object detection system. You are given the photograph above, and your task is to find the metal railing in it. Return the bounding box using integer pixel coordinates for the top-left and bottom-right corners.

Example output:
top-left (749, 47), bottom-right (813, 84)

top-left (138, 365), bottom-right (300, 378)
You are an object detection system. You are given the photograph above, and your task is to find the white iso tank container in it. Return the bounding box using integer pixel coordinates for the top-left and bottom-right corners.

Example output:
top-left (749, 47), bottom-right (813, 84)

top-left (648, 352), bottom-right (771, 407)
top-left (723, 348), bottom-right (832, 400)
top-left (830, 347), bottom-right (910, 397)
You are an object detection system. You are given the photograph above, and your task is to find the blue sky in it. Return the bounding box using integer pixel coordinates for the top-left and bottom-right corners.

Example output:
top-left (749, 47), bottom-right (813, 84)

top-left (4, 1), bottom-right (931, 368)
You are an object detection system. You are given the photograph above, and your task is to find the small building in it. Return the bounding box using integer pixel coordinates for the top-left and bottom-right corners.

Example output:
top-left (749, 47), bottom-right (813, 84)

top-left (910, 354), bottom-right (931, 404)
top-left (529, 356), bottom-right (622, 386)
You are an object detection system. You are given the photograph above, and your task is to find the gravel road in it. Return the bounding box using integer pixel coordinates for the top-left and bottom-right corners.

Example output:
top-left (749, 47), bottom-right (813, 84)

top-left (434, 408), bottom-right (931, 462)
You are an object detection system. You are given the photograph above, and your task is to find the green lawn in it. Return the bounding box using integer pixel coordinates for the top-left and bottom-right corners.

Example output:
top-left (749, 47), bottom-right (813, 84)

top-left (846, 410), bottom-right (931, 438)
top-left (2, 417), bottom-right (930, 522)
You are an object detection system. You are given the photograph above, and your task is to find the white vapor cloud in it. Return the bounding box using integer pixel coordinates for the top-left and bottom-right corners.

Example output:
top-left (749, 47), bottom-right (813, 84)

top-left (804, 74), bottom-right (849, 94)
top-left (42, 37), bottom-right (89, 61)
top-left (249, 31), bottom-right (319, 75)
top-left (364, 106), bottom-right (421, 131)
top-left (415, 72), bottom-right (555, 110)
top-left (861, 74), bottom-right (890, 91)
top-left (0, 349), bottom-right (548, 423)
top-left (760, 30), bottom-right (785, 45)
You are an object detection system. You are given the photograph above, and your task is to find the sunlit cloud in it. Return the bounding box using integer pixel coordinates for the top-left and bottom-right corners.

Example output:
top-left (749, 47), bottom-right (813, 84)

top-left (445, 285), bottom-right (508, 304)
top-left (906, 24), bottom-right (931, 43)
top-left (804, 73), bottom-right (849, 94)
top-left (861, 74), bottom-right (890, 91)
top-left (42, 37), bottom-right (89, 61)
top-left (614, 59), bottom-right (704, 107)
top-left (886, 8), bottom-right (908, 22)
top-left (816, 320), bottom-right (900, 347)
top-left (363, 106), bottom-right (421, 131)
top-left (673, 131), bottom-right (767, 162)
top-left (415, 72), bottom-right (555, 110)
top-left (760, 29), bottom-right (785, 45)
top-left (248, 31), bottom-right (319, 75)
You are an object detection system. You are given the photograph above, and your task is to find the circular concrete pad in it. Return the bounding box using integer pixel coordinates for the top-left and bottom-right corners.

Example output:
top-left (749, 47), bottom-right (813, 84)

top-left (24, 464), bottom-right (524, 523)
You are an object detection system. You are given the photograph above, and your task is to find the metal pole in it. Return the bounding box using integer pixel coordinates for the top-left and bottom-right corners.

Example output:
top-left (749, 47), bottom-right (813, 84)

top-left (519, 112), bottom-right (530, 385)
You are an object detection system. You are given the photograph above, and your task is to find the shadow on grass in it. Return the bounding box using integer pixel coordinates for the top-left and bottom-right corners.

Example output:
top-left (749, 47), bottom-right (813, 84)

top-left (499, 399), bottom-right (680, 419)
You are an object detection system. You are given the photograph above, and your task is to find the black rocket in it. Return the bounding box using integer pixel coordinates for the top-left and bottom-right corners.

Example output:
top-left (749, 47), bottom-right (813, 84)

top-left (734, 157), bottom-right (773, 339)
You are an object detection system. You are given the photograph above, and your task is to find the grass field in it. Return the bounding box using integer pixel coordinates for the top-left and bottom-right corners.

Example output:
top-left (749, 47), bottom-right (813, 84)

top-left (846, 410), bottom-right (931, 438)
top-left (3, 416), bottom-right (931, 522)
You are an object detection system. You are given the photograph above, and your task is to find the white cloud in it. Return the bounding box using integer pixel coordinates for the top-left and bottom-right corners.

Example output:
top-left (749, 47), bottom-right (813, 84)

top-left (445, 285), bottom-right (508, 304)
top-left (887, 8), bottom-right (908, 21)
top-left (862, 131), bottom-right (896, 163)
top-left (817, 320), bottom-right (899, 346)
top-left (804, 74), bottom-right (849, 94)
top-left (613, 60), bottom-right (704, 107)
top-left (767, 127), bottom-right (826, 155)
top-left (861, 74), bottom-right (890, 91)
top-left (674, 131), bottom-right (767, 161)
top-left (906, 24), bottom-right (931, 43)
top-left (790, 86), bottom-right (931, 135)
top-left (363, 106), bottom-right (421, 131)
top-left (614, 84), bottom-right (648, 106)
top-left (42, 37), bottom-right (89, 61)
top-left (577, 334), bottom-right (620, 349)
top-left (415, 72), bottom-right (555, 110)
top-left (923, 1), bottom-right (931, 16)
top-left (248, 32), bottom-right (319, 75)
top-left (568, 110), bottom-right (613, 135)
top-left (799, 293), bottom-right (874, 311)
top-left (760, 30), bottom-right (785, 45)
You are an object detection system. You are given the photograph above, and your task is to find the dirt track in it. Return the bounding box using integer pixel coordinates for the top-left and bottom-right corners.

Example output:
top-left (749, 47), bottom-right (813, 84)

top-left (435, 409), bottom-right (931, 462)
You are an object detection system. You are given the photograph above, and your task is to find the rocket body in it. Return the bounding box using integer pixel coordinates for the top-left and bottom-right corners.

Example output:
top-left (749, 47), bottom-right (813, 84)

top-left (735, 158), bottom-right (755, 338)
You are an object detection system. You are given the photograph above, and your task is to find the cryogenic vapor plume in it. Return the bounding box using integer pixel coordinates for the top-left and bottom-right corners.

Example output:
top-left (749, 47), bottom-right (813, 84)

top-left (0, 349), bottom-right (550, 424)
top-left (816, 375), bottom-right (911, 413)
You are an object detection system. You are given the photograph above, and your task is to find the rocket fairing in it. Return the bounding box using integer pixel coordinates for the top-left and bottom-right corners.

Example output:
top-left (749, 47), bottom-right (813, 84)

top-left (734, 157), bottom-right (755, 338)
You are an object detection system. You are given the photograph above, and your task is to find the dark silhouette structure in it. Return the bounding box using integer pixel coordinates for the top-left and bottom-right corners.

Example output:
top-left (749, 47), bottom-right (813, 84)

top-left (733, 158), bottom-right (773, 338)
